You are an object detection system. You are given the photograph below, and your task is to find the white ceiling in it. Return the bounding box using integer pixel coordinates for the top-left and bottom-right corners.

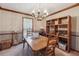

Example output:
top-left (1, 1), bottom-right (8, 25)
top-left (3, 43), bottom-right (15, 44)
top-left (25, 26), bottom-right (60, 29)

top-left (0, 3), bottom-right (75, 15)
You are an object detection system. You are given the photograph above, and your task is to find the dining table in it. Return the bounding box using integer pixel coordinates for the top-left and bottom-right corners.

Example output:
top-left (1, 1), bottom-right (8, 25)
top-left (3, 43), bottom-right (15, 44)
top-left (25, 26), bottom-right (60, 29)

top-left (24, 35), bottom-right (48, 55)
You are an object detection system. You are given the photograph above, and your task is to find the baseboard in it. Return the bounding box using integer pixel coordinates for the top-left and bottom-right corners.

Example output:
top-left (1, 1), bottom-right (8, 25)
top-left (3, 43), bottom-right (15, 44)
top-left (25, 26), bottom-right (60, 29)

top-left (71, 48), bottom-right (79, 52)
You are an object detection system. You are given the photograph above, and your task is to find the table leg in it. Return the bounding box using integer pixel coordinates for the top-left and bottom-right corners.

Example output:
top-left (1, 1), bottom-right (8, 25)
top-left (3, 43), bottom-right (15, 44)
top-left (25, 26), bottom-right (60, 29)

top-left (11, 33), bottom-right (13, 46)
top-left (23, 41), bottom-right (25, 48)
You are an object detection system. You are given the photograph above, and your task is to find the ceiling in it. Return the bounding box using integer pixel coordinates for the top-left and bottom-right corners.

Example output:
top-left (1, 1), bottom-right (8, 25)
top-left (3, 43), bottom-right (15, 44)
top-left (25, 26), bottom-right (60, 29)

top-left (0, 3), bottom-right (75, 15)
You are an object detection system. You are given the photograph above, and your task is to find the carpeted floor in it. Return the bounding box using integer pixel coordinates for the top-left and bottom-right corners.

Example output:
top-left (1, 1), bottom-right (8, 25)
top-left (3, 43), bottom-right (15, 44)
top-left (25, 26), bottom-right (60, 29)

top-left (0, 43), bottom-right (79, 56)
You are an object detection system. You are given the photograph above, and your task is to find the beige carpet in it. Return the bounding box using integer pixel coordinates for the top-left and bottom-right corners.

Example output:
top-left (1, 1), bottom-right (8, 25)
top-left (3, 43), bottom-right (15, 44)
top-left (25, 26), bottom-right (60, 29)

top-left (55, 48), bottom-right (79, 56)
top-left (0, 43), bottom-right (79, 56)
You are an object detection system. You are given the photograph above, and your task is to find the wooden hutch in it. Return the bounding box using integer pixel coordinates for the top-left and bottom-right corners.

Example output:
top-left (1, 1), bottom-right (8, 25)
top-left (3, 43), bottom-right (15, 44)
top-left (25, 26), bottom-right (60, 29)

top-left (46, 16), bottom-right (71, 52)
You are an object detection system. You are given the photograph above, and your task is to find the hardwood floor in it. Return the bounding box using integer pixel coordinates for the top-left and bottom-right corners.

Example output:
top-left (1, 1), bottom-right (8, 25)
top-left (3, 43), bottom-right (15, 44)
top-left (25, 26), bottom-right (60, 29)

top-left (0, 43), bottom-right (79, 56)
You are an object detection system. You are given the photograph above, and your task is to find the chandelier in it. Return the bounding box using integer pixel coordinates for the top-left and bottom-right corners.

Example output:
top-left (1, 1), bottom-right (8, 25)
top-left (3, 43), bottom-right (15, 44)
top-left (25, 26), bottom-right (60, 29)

top-left (32, 9), bottom-right (48, 21)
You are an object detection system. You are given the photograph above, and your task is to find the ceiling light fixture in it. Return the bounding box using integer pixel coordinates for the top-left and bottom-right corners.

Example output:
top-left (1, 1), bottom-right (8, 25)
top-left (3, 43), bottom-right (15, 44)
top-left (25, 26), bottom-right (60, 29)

top-left (32, 9), bottom-right (48, 21)
top-left (32, 4), bottom-right (48, 21)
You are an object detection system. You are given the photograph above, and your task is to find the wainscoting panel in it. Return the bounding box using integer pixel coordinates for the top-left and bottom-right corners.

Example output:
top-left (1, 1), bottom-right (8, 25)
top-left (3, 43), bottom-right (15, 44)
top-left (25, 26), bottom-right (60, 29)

top-left (72, 32), bottom-right (79, 51)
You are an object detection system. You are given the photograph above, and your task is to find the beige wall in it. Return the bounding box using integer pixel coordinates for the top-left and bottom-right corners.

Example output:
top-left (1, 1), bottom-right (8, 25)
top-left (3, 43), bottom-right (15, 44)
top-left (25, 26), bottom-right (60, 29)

top-left (0, 9), bottom-right (32, 32)
top-left (33, 18), bottom-right (46, 31)
top-left (45, 6), bottom-right (79, 51)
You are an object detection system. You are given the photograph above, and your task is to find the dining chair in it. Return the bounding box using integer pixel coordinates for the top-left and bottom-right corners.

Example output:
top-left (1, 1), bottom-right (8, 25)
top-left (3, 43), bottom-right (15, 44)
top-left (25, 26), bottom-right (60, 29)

top-left (40, 36), bottom-right (57, 56)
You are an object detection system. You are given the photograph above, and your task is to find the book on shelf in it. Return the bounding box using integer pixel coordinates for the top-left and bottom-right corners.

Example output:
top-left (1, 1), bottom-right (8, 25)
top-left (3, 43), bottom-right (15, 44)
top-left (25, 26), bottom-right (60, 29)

top-left (55, 20), bottom-right (58, 25)
top-left (61, 19), bottom-right (68, 24)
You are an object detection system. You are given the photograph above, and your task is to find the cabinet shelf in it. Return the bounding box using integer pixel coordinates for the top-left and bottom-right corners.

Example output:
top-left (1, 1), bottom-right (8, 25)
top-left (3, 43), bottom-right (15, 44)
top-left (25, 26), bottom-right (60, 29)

top-left (59, 36), bottom-right (68, 39)
top-left (58, 29), bottom-right (68, 31)
top-left (58, 24), bottom-right (68, 26)
top-left (47, 33), bottom-right (56, 36)
top-left (46, 25), bottom-right (50, 27)
top-left (46, 16), bottom-right (71, 52)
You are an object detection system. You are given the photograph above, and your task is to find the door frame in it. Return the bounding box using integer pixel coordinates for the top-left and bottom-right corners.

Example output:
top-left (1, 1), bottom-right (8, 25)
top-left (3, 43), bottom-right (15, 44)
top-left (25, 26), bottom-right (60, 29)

top-left (22, 17), bottom-right (34, 38)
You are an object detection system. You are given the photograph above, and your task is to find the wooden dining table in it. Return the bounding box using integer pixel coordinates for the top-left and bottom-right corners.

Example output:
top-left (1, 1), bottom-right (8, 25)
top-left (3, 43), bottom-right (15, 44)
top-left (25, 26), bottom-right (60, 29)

top-left (24, 35), bottom-right (48, 55)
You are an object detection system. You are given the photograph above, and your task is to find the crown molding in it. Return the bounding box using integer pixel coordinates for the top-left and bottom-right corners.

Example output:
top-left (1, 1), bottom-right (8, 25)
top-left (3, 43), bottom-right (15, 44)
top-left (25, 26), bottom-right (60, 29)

top-left (47, 3), bottom-right (79, 17)
top-left (0, 3), bottom-right (79, 17)
top-left (0, 6), bottom-right (32, 16)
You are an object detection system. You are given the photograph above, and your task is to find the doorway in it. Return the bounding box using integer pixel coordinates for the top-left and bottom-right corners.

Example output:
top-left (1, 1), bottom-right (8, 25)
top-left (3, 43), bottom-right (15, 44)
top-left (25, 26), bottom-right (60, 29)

top-left (23, 17), bottom-right (33, 37)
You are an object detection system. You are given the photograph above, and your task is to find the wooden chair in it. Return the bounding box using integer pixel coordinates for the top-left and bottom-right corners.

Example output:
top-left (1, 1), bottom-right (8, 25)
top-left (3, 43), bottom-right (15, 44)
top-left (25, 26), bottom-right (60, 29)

top-left (40, 37), bottom-right (57, 56)
top-left (46, 38), bottom-right (57, 56)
